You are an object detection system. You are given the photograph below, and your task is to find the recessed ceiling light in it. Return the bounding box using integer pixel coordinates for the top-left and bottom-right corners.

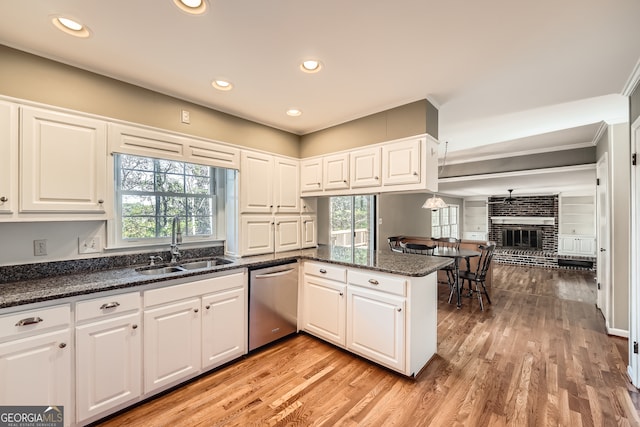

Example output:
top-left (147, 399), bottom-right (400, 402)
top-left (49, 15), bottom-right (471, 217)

top-left (212, 79), bottom-right (233, 91)
top-left (51, 16), bottom-right (91, 38)
top-left (300, 60), bottom-right (322, 73)
top-left (286, 109), bottom-right (302, 117)
top-left (173, 0), bottom-right (208, 15)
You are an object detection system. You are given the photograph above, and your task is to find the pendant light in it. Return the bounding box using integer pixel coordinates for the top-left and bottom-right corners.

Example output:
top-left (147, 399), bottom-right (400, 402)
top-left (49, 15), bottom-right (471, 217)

top-left (422, 141), bottom-right (448, 211)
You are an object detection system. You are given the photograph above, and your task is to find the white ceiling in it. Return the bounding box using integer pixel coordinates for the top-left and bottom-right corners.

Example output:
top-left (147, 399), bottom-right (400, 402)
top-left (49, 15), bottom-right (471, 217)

top-left (1, 0), bottom-right (639, 197)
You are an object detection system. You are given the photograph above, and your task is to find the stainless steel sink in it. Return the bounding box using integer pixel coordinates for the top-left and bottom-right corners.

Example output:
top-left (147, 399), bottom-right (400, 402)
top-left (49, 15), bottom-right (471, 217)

top-left (136, 258), bottom-right (234, 275)
top-left (136, 266), bottom-right (185, 275)
top-left (180, 258), bottom-right (234, 270)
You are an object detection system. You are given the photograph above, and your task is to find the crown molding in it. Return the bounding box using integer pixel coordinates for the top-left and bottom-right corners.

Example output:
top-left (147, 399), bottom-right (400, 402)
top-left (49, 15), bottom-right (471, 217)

top-left (622, 57), bottom-right (640, 96)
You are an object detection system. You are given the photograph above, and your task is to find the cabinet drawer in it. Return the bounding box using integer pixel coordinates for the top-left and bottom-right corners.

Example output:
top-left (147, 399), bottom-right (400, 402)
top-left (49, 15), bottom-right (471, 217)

top-left (0, 304), bottom-right (70, 340)
top-left (347, 270), bottom-right (406, 296)
top-left (76, 292), bottom-right (141, 322)
top-left (304, 262), bottom-right (347, 283)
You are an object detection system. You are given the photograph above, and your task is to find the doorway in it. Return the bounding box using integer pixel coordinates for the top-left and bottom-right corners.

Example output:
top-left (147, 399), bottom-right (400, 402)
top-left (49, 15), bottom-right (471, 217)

top-left (596, 153), bottom-right (610, 326)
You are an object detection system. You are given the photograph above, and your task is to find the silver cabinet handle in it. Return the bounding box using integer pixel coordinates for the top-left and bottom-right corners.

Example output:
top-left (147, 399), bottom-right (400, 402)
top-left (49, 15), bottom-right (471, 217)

top-left (319, 269), bottom-right (327, 274)
top-left (100, 302), bottom-right (120, 310)
top-left (15, 317), bottom-right (43, 326)
top-left (132, 324), bottom-right (138, 329)
top-left (0, 196), bottom-right (7, 202)
top-left (368, 279), bottom-right (379, 285)
top-left (58, 343), bottom-right (67, 349)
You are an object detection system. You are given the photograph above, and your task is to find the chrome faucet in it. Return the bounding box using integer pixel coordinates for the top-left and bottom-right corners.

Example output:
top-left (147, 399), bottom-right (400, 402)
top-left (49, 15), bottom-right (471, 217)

top-left (170, 216), bottom-right (182, 263)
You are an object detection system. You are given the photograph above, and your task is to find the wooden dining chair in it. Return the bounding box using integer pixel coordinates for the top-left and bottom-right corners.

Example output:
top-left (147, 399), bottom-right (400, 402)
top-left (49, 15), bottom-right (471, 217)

top-left (400, 241), bottom-right (434, 255)
top-left (387, 236), bottom-right (404, 253)
top-left (458, 243), bottom-right (496, 310)
top-left (432, 237), bottom-right (461, 288)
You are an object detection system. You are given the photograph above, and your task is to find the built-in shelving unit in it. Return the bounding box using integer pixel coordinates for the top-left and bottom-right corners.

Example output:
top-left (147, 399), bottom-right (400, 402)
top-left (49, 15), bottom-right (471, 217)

top-left (463, 199), bottom-right (487, 240)
top-left (558, 193), bottom-right (596, 256)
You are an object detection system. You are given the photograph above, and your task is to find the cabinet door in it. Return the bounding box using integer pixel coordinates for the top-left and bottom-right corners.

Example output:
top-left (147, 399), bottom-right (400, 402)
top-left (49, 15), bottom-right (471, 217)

top-left (303, 276), bottom-right (346, 346)
top-left (350, 147), bottom-right (381, 189)
top-left (240, 151), bottom-right (274, 213)
top-left (301, 158), bottom-right (323, 193)
top-left (274, 157), bottom-right (300, 213)
top-left (323, 153), bottom-right (350, 190)
top-left (275, 216), bottom-right (301, 252)
top-left (577, 237), bottom-right (596, 256)
top-left (381, 138), bottom-right (421, 186)
top-left (202, 288), bottom-right (246, 369)
top-left (558, 236), bottom-right (577, 254)
top-left (241, 215), bottom-right (275, 255)
top-left (0, 329), bottom-right (71, 425)
top-left (347, 287), bottom-right (405, 372)
top-left (0, 101), bottom-right (17, 214)
top-left (21, 107), bottom-right (107, 213)
top-left (76, 312), bottom-right (141, 421)
top-left (300, 197), bottom-right (317, 214)
top-left (144, 298), bottom-right (201, 393)
top-left (301, 216), bottom-right (317, 248)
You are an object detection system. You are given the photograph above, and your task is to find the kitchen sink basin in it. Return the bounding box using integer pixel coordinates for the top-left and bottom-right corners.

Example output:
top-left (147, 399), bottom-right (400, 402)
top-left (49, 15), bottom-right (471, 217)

top-left (180, 258), bottom-right (233, 270)
top-left (136, 258), bottom-right (234, 275)
top-left (136, 266), bottom-right (185, 275)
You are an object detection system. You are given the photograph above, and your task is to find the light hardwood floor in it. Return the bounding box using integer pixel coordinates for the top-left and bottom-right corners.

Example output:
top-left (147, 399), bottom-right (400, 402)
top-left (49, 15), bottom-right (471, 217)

top-left (95, 265), bottom-right (640, 426)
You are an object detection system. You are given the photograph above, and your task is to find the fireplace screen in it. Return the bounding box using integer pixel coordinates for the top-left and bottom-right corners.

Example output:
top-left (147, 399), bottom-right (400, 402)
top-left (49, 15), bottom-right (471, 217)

top-left (502, 228), bottom-right (541, 249)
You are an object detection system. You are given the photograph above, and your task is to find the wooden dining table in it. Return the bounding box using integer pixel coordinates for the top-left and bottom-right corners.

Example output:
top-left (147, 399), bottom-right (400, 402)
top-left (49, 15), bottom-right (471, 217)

top-left (431, 247), bottom-right (481, 308)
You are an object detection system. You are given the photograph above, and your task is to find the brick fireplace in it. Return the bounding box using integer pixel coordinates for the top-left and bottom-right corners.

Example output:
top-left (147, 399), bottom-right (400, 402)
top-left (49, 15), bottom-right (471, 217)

top-left (486, 194), bottom-right (588, 269)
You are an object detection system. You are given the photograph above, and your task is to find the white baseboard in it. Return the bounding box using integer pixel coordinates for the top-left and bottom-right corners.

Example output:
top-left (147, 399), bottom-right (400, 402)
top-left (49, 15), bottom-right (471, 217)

top-left (607, 326), bottom-right (629, 338)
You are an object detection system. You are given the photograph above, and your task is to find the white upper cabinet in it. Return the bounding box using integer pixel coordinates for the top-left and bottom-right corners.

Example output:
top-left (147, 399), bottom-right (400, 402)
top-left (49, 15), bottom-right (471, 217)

top-left (240, 151), bottom-right (300, 214)
top-left (108, 123), bottom-right (239, 170)
top-left (20, 107), bottom-right (107, 213)
top-left (274, 157), bottom-right (300, 213)
top-left (300, 134), bottom-right (438, 197)
top-left (275, 216), bottom-right (302, 252)
top-left (323, 153), bottom-right (350, 190)
top-left (0, 101), bottom-right (17, 214)
top-left (301, 215), bottom-right (317, 248)
top-left (300, 158), bottom-right (323, 193)
top-left (350, 146), bottom-right (381, 189)
top-left (240, 151), bottom-right (274, 213)
top-left (381, 138), bottom-right (421, 186)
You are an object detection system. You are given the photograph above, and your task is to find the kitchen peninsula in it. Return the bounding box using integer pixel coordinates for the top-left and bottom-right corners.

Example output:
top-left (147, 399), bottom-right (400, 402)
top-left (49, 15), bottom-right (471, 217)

top-left (0, 245), bottom-right (451, 427)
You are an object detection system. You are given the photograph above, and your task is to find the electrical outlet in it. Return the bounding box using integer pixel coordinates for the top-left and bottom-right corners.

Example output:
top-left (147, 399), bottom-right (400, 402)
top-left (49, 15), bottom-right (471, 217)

top-left (78, 236), bottom-right (101, 254)
top-left (181, 109), bottom-right (190, 124)
top-left (34, 239), bottom-right (47, 256)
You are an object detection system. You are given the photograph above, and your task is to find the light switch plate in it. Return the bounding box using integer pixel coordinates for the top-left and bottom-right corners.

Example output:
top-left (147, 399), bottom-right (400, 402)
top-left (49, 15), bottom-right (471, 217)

top-left (78, 236), bottom-right (101, 254)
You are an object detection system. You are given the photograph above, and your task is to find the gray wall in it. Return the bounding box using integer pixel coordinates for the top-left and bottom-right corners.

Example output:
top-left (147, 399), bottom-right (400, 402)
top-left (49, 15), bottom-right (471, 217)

top-left (0, 45), bottom-right (300, 157)
top-left (631, 83), bottom-right (640, 125)
top-left (442, 147), bottom-right (597, 178)
top-left (299, 99), bottom-right (438, 158)
top-left (377, 193), bottom-right (463, 250)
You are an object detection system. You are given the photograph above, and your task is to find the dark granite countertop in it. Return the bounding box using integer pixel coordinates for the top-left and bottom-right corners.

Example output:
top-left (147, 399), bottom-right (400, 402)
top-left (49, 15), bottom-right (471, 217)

top-left (0, 245), bottom-right (451, 310)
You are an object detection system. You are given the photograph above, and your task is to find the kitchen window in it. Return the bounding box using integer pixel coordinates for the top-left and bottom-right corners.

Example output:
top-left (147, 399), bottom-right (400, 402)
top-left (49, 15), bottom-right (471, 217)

top-left (329, 195), bottom-right (375, 249)
top-left (431, 205), bottom-right (459, 239)
top-left (112, 154), bottom-right (224, 246)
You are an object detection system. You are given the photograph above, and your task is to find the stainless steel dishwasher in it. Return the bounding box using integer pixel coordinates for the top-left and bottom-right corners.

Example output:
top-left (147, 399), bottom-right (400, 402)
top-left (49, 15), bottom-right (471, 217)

top-left (248, 261), bottom-right (299, 351)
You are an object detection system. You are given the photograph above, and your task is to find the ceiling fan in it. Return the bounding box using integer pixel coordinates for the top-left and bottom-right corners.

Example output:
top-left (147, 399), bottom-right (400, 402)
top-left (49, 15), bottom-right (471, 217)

top-left (487, 189), bottom-right (518, 205)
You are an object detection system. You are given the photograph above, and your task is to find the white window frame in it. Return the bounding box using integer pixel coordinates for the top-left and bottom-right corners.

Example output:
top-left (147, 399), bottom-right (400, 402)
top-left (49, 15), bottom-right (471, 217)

top-left (432, 204), bottom-right (459, 239)
top-left (107, 153), bottom-right (226, 249)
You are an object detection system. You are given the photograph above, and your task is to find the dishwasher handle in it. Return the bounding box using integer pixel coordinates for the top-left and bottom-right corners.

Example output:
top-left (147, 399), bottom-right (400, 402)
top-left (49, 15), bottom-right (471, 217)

top-left (254, 268), bottom-right (296, 279)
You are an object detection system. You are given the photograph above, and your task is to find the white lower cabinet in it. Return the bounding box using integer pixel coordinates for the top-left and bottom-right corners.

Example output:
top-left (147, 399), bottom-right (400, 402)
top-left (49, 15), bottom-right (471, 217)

top-left (0, 304), bottom-right (72, 426)
top-left (302, 263), bottom-right (347, 346)
top-left (143, 272), bottom-right (246, 394)
top-left (558, 235), bottom-right (596, 256)
top-left (201, 287), bottom-right (246, 369)
top-left (302, 262), bottom-right (437, 377)
top-left (240, 215), bottom-right (302, 255)
top-left (144, 298), bottom-right (201, 393)
top-left (75, 292), bottom-right (141, 423)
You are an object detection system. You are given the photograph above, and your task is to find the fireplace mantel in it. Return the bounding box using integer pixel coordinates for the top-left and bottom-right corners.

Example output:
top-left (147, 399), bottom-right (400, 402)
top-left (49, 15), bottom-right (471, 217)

top-left (490, 216), bottom-right (555, 225)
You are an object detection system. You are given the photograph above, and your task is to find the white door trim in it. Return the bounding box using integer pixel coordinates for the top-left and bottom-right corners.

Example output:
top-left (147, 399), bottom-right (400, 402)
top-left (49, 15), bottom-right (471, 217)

top-left (596, 152), bottom-right (610, 327)
top-left (629, 116), bottom-right (640, 387)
